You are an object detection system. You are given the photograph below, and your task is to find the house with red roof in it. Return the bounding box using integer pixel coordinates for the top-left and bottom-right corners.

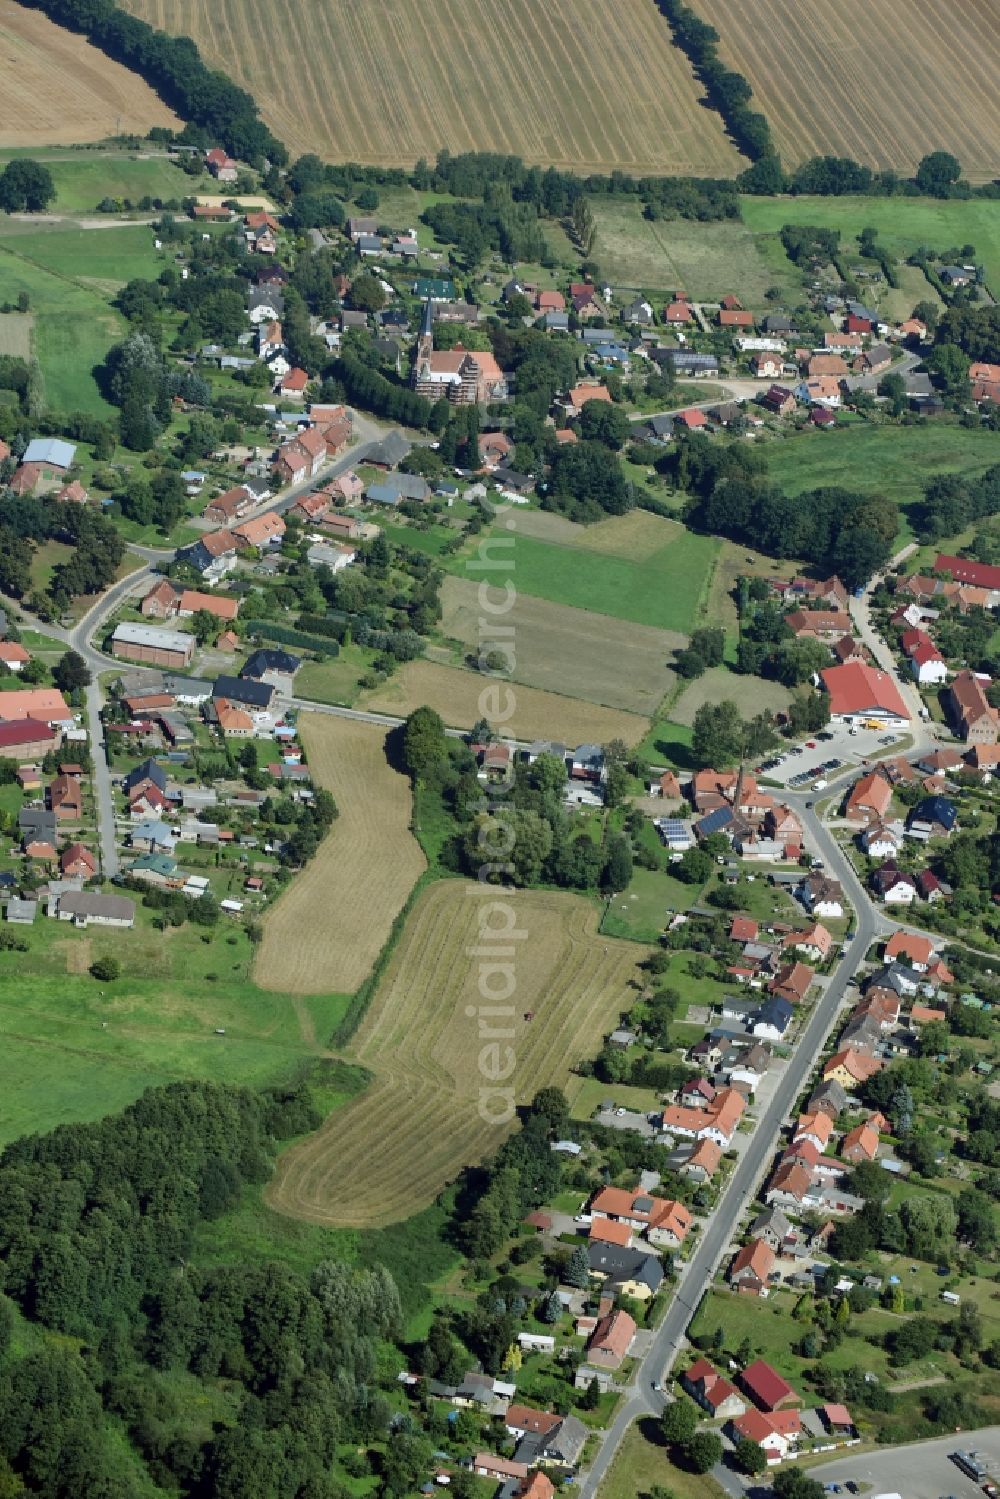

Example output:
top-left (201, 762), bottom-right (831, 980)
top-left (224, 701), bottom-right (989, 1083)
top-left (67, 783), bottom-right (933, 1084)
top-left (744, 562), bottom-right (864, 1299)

top-left (730, 915), bottom-right (759, 943)
top-left (728, 1409), bottom-right (801, 1461)
top-left (585, 1308), bottom-right (636, 1369)
top-left (675, 408), bottom-right (708, 430)
top-left (884, 930), bottom-right (936, 970)
top-left (738, 1359), bottom-right (800, 1411)
top-left (681, 1359), bottom-right (747, 1419)
top-left (845, 769), bottom-right (893, 825)
top-left (934, 554), bottom-right (1000, 597)
top-left (821, 662), bottom-right (910, 724)
top-left (729, 1239), bottom-right (775, 1296)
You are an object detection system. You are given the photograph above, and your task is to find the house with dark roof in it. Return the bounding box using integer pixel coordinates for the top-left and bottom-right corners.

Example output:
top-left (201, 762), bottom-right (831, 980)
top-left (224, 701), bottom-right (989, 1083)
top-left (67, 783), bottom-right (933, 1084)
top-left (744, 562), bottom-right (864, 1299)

top-left (907, 795), bottom-right (957, 838)
top-left (586, 1242), bottom-right (664, 1298)
top-left (241, 649), bottom-right (301, 687)
top-left (212, 675), bottom-right (274, 710)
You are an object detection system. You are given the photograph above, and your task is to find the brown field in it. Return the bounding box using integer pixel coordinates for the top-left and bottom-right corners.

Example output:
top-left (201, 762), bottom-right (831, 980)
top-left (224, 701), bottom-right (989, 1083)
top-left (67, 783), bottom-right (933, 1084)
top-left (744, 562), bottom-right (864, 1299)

top-left (695, 0), bottom-right (1000, 180)
top-left (511, 507), bottom-right (685, 558)
top-left (265, 881), bottom-right (645, 1227)
top-left (359, 659), bottom-right (650, 746)
top-left (0, 1), bottom-right (178, 145)
top-left (441, 575), bottom-right (679, 716)
top-left (672, 665), bottom-right (792, 727)
top-left (122, 0), bottom-right (740, 176)
top-left (0, 312), bottom-right (32, 359)
top-left (253, 714), bottom-right (425, 996)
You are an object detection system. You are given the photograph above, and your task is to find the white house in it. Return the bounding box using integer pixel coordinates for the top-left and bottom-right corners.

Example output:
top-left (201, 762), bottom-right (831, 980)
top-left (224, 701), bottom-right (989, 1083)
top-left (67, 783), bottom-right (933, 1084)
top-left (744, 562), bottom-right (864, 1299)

top-left (881, 875), bottom-right (917, 904)
top-left (861, 823), bottom-right (902, 859)
top-left (910, 645), bottom-right (949, 686)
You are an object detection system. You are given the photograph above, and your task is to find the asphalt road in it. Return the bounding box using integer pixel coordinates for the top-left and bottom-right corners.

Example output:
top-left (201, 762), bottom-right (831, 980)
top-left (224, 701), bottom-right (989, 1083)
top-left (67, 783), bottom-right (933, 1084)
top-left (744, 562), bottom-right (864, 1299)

top-left (577, 785), bottom-right (883, 1499)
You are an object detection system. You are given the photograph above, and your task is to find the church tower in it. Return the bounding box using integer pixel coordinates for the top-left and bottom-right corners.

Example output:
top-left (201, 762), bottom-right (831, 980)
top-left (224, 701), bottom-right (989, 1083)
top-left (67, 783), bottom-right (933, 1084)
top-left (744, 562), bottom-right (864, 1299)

top-left (414, 297), bottom-right (434, 385)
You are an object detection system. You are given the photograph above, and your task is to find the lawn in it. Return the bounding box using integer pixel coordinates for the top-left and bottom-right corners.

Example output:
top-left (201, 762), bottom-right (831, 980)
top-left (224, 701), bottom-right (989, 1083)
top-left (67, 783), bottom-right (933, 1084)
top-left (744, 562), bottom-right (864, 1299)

top-left (764, 423), bottom-right (1000, 547)
top-left (741, 194), bottom-right (1000, 299)
top-left (591, 198), bottom-right (797, 304)
top-left (0, 221), bottom-right (166, 413)
top-left (567, 1074), bottom-right (663, 1120)
top-left (449, 524), bottom-right (720, 634)
top-left (0, 904), bottom-right (348, 1145)
top-left (598, 1419), bottom-right (726, 1499)
top-left (635, 718), bottom-right (697, 770)
top-left (0, 151), bottom-right (212, 215)
top-left (600, 867), bottom-right (702, 943)
top-left (294, 645), bottom-right (375, 707)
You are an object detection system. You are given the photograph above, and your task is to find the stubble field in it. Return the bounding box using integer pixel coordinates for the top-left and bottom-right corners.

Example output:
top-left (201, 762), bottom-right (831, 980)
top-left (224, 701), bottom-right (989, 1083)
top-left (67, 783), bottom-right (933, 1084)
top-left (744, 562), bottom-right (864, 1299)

top-left (122, 0), bottom-right (741, 176)
top-left (0, 0), bottom-right (178, 145)
top-left (697, 0), bottom-right (1000, 180)
top-left (265, 881), bottom-right (645, 1227)
top-left (359, 659), bottom-right (650, 745)
top-left (254, 714), bottom-right (426, 996)
top-left (440, 575), bottom-right (680, 717)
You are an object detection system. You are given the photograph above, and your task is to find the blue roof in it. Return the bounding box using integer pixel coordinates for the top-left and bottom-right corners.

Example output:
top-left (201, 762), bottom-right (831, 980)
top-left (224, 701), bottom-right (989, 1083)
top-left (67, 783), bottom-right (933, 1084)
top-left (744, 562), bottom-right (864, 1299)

top-left (24, 437), bottom-right (76, 468)
top-left (755, 997), bottom-right (793, 1030)
top-left (912, 795), bottom-right (957, 829)
top-left (695, 806), bottom-right (733, 837)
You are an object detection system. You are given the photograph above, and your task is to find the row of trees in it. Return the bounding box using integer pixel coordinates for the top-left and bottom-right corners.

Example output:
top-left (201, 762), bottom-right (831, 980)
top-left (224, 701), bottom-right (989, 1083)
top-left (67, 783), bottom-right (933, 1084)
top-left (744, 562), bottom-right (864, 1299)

top-left (669, 434), bottom-right (897, 590)
top-left (22, 0), bottom-right (283, 162)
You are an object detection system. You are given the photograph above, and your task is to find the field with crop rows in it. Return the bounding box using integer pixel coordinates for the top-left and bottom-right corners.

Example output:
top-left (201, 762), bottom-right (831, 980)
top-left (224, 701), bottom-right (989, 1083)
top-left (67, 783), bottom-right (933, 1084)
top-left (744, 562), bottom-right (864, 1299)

top-left (254, 715), bottom-right (426, 996)
top-left (698, 0), bottom-right (1000, 180)
top-left (0, 0), bottom-right (178, 145)
top-left (265, 881), bottom-right (645, 1227)
top-left (123, 0), bottom-right (740, 176)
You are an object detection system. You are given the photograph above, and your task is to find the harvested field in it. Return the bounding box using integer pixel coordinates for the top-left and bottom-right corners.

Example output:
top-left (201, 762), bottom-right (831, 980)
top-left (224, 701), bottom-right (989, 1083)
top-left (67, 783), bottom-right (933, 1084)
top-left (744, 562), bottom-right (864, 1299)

top-left (441, 575), bottom-right (678, 716)
top-left (697, 0), bottom-right (1000, 180)
top-left (123, 0), bottom-right (741, 176)
top-left (359, 660), bottom-right (650, 746)
top-left (0, 1), bottom-right (178, 145)
top-left (266, 881), bottom-right (645, 1226)
top-left (254, 715), bottom-right (425, 996)
top-left (672, 666), bottom-right (792, 727)
top-left (0, 312), bottom-right (32, 359)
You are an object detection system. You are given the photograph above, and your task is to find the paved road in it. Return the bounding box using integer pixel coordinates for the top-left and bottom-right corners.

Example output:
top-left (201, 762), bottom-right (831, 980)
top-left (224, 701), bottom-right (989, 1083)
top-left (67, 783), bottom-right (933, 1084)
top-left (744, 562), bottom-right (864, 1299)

top-left (578, 787), bottom-right (883, 1499)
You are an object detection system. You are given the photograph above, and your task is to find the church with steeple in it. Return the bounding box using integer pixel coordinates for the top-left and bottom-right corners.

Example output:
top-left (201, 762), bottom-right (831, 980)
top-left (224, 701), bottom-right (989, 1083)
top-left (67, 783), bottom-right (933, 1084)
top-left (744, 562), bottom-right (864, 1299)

top-left (411, 299), bottom-right (508, 406)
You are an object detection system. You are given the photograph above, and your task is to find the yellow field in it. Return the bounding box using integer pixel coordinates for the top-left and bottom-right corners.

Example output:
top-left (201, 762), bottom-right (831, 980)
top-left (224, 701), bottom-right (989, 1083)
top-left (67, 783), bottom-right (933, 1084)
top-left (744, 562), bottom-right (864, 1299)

top-left (265, 881), bottom-right (645, 1227)
top-left (511, 507), bottom-right (686, 559)
top-left (359, 659), bottom-right (650, 746)
top-left (696, 0), bottom-right (1000, 180)
top-left (122, 0), bottom-right (741, 176)
top-left (0, 1), bottom-right (178, 145)
top-left (253, 714), bottom-right (425, 996)
top-left (0, 312), bottom-right (32, 359)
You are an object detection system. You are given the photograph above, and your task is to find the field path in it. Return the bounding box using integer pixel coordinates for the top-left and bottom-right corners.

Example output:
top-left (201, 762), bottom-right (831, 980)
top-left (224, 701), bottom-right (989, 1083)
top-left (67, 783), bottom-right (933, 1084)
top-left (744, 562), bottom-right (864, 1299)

top-left (265, 883), bottom-right (645, 1227)
top-left (253, 714), bottom-right (425, 996)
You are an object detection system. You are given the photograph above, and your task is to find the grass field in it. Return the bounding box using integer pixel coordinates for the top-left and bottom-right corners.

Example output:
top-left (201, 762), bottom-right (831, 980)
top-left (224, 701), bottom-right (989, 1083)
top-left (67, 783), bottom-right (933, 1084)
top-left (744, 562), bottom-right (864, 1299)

top-left (0, 0), bottom-right (178, 146)
top-left (451, 513), bottom-right (720, 636)
top-left (359, 659), bottom-right (651, 745)
top-left (254, 714), bottom-right (426, 997)
top-left (702, 0), bottom-right (1000, 181)
top-left (123, 0), bottom-right (741, 176)
top-left (0, 150), bottom-right (209, 215)
top-left (599, 1420), bottom-right (726, 1499)
top-left (0, 221), bottom-right (165, 413)
top-left (265, 881), bottom-right (646, 1227)
top-left (672, 665), bottom-right (792, 727)
top-left (592, 198), bottom-right (797, 302)
top-left (440, 575), bottom-right (680, 716)
top-left (742, 193), bottom-right (1000, 298)
top-left (764, 423), bottom-right (1000, 545)
top-left (0, 906), bottom-right (331, 1145)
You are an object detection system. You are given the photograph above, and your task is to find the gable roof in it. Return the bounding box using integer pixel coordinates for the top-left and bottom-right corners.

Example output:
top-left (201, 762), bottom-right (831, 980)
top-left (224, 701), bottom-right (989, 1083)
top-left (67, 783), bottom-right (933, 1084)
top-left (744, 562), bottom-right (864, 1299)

top-left (821, 662), bottom-right (910, 721)
top-left (731, 1238), bottom-right (775, 1283)
top-left (739, 1360), bottom-right (797, 1410)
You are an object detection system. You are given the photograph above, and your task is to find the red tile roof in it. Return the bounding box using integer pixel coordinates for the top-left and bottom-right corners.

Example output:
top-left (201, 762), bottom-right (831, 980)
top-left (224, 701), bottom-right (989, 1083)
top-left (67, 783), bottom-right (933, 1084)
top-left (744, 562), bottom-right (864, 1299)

top-left (739, 1359), bottom-right (798, 1411)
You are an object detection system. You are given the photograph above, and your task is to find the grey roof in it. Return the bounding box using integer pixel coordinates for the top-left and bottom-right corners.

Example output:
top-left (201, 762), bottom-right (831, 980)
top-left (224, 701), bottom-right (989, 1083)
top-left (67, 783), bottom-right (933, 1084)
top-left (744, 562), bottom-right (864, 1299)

top-left (247, 287), bottom-right (283, 313)
top-left (587, 1242), bottom-right (664, 1291)
top-left (19, 806), bottom-right (56, 834)
top-left (58, 891), bottom-right (135, 922)
top-left (365, 483), bottom-right (402, 507)
top-left (545, 1415), bottom-right (587, 1464)
top-left (23, 437), bottom-right (76, 468)
top-left (370, 472), bottom-right (430, 502)
top-left (751, 1206), bottom-right (791, 1240)
top-left (695, 805), bottom-right (735, 838)
top-left (646, 414), bottom-right (675, 437)
top-left (112, 621), bottom-right (192, 654)
top-left (163, 675), bottom-right (213, 699)
top-left (754, 997), bottom-right (794, 1031)
top-left (6, 898), bottom-right (37, 922)
top-left (542, 311), bottom-right (569, 330)
top-left (367, 431), bottom-right (412, 468)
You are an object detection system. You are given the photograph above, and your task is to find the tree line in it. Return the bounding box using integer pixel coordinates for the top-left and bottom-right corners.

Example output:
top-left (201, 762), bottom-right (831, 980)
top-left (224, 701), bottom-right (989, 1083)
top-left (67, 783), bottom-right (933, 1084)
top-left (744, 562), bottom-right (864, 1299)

top-left (19, 0), bottom-right (283, 163)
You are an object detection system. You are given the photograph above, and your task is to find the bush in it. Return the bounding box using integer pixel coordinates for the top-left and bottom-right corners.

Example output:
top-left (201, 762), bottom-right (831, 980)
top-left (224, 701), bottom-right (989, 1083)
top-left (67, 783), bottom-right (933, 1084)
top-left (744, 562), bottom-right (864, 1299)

top-left (89, 956), bottom-right (121, 982)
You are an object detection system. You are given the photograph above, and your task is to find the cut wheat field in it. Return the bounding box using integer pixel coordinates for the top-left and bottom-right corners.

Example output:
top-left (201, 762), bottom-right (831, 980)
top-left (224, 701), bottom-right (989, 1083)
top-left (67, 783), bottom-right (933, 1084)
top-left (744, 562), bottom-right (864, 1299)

top-left (265, 881), bottom-right (645, 1227)
top-left (254, 714), bottom-right (425, 997)
top-left (122, 0), bottom-right (740, 175)
top-left (696, 0), bottom-right (1000, 180)
top-left (0, 1), bottom-right (178, 146)
top-left (360, 660), bottom-right (650, 746)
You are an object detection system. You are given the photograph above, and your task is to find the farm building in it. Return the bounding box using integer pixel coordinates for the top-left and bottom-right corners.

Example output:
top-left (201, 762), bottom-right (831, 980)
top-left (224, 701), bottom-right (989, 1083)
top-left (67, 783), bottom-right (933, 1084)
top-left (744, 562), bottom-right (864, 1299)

top-left (111, 623), bottom-right (195, 670)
